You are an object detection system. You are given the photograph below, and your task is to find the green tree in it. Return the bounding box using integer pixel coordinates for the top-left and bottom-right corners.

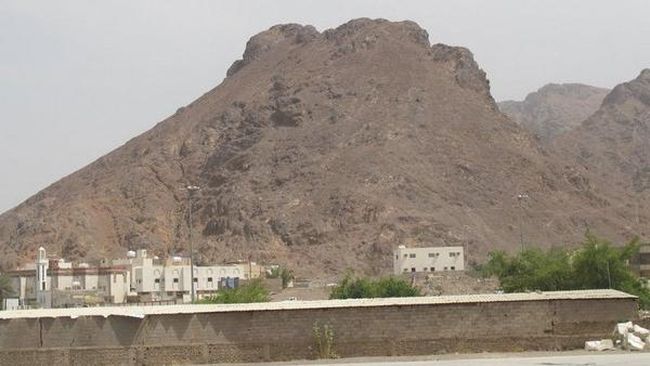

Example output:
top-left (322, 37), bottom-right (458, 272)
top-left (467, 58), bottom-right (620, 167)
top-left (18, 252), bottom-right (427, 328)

top-left (329, 273), bottom-right (420, 299)
top-left (279, 267), bottom-right (294, 289)
top-left (200, 279), bottom-right (270, 304)
top-left (0, 274), bottom-right (14, 306)
top-left (482, 233), bottom-right (650, 309)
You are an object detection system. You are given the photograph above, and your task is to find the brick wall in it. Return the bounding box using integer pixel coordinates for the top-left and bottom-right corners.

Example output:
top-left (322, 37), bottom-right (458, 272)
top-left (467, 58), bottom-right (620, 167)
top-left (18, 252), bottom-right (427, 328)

top-left (0, 296), bottom-right (638, 365)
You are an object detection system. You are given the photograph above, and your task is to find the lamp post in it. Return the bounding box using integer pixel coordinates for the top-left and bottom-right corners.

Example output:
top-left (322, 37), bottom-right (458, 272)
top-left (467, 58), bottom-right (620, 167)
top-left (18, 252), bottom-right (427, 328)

top-left (186, 185), bottom-right (200, 303)
top-left (517, 193), bottom-right (528, 252)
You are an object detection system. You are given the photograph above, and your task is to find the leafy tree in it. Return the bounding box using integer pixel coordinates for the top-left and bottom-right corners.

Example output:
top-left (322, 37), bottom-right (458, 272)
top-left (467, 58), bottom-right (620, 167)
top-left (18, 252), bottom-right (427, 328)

top-left (571, 233), bottom-right (638, 289)
top-left (482, 233), bottom-right (650, 309)
top-left (279, 267), bottom-right (295, 289)
top-left (0, 274), bottom-right (14, 306)
top-left (329, 273), bottom-right (420, 299)
top-left (199, 279), bottom-right (269, 304)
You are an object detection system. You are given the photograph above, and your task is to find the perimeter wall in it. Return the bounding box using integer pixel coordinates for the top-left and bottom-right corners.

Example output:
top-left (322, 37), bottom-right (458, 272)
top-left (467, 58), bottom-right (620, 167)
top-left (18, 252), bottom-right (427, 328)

top-left (0, 297), bottom-right (638, 365)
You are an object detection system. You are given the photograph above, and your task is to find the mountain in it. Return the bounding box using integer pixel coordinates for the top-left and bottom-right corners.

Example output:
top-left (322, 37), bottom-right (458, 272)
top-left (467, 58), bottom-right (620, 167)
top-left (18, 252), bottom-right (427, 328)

top-left (0, 19), bottom-right (638, 275)
top-left (554, 70), bottom-right (650, 238)
top-left (499, 84), bottom-right (609, 143)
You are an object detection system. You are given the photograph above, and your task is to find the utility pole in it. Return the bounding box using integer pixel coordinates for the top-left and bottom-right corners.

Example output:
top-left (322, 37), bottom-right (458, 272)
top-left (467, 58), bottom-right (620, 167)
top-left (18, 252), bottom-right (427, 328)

top-left (517, 193), bottom-right (528, 252)
top-left (186, 185), bottom-right (200, 303)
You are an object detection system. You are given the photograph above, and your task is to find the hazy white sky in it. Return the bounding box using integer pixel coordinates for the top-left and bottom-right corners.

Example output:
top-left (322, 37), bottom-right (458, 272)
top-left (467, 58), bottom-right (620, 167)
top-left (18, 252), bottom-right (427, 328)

top-left (1, 0), bottom-right (649, 212)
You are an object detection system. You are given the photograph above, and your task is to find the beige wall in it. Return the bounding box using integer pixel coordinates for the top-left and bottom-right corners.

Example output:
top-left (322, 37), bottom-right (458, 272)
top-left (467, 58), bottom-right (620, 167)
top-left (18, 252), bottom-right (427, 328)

top-left (394, 246), bottom-right (465, 275)
top-left (0, 296), bottom-right (638, 365)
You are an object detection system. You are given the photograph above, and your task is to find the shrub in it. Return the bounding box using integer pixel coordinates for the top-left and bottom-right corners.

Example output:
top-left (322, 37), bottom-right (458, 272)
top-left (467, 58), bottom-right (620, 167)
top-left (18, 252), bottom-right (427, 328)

top-left (199, 278), bottom-right (270, 304)
top-left (312, 321), bottom-right (337, 359)
top-left (482, 233), bottom-right (650, 309)
top-left (329, 273), bottom-right (420, 299)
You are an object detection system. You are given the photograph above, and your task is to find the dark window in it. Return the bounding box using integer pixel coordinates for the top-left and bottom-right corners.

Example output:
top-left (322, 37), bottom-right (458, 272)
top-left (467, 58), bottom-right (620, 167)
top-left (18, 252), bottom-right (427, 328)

top-left (451, 266), bottom-right (456, 271)
top-left (207, 277), bottom-right (213, 282)
top-left (431, 267), bottom-right (435, 272)
top-left (409, 253), bottom-right (416, 258)
top-left (411, 267), bottom-right (416, 272)
top-left (173, 278), bottom-right (179, 283)
top-left (193, 278), bottom-right (198, 282)
top-left (154, 279), bottom-right (160, 284)
top-left (423, 268), bottom-right (428, 271)
top-left (444, 267), bottom-right (448, 270)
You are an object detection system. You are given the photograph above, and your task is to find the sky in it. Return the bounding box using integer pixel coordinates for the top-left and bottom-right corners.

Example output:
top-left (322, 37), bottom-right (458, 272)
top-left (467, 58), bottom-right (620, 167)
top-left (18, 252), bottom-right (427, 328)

top-left (1, 0), bottom-right (649, 213)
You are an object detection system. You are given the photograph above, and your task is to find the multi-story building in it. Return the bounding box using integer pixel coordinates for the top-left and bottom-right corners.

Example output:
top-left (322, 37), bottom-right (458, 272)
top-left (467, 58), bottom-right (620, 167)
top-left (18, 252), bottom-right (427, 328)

top-left (393, 245), bottom-right (465, 275)
top-left (8, 247), bottom-right (266, 308)
top-left (8, 247), bottom-right (130, 308)
top-left (101, 249), bottom-right (264, 302)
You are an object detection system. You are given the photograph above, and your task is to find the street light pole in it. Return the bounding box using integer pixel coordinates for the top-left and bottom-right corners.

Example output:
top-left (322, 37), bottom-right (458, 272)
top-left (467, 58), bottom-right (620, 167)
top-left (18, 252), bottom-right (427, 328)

top-left (517, 193), bottom-right (528, 252)
top-left (186, 185), bottom-right (200, 303)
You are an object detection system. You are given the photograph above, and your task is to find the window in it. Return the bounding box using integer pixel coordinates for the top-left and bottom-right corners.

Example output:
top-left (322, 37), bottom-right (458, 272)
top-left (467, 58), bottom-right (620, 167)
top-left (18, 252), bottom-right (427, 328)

top-left (423, 268), bottom-right (428, 271)
top-left (173, 278), bottom-right (179, 283)
top-left (411, 267), bottom-right (416, 272)
top-left (444, 267), bottom-right (448, 270)
top-left (409, 253), bottom-right (416, 258)
top-left (451, 266), bottom-right (456, 271)
top-left (428, 253), bottom-right (437, 258)
top-left (154, 279), bottom-right (160, 284)
top-left (403, 268), bottom-right (409, 273)
top-left (449, 253), bottom-right (455, 257)
top-left (193, 278), bottom-right (198, 282)
top-left (430, 267), bottom-right (435, 272)
top-left (395, 254), bottom-right (399, 260)
top-left (207, 277), bottom-right (213, 282)
top-left (403, 254), bottom-right (408, 258)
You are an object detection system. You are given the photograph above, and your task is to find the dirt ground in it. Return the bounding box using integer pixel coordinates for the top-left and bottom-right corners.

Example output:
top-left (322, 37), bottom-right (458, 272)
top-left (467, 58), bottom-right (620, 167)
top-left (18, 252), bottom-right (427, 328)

top-left (268, 271), bottom-right (500, 302)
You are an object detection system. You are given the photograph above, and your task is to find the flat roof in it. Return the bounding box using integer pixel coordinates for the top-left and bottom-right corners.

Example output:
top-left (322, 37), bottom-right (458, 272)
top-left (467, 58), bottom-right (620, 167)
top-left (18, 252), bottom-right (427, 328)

top-left (0, 289), bottom-right (635, 320)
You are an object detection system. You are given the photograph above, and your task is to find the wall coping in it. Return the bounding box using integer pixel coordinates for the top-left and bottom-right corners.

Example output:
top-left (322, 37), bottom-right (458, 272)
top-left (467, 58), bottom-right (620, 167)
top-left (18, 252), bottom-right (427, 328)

top-left (0, 289), bottom-right (636, 320)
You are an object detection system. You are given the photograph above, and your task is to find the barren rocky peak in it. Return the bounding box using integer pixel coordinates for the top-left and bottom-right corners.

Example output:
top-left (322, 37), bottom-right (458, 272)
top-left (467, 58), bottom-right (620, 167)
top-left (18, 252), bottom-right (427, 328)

top-left (553, 69), bottom-right (650, 238)
top-left (0, 19), bottom-right (640, 275)
top-left (499, 83), bottom-right (609, 143)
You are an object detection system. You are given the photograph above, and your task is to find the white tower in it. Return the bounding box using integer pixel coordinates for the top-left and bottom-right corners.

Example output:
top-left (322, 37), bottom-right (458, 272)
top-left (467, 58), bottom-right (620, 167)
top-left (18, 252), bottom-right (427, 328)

top-left (35, 247), bottom-right (50, 307)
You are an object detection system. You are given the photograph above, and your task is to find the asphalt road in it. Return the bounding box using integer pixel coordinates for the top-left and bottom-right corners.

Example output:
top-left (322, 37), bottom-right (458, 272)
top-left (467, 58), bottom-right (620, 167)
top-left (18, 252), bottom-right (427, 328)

top-left (320, 353), bottom-right (650, 366)
top-left (210, 352), bottom-right (650, 366)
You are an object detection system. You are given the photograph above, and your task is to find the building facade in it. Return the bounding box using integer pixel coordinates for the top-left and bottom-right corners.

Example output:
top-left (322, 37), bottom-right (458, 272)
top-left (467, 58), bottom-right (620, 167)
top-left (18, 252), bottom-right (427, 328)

top-left (102, 249), bottom-right (264, 302)
top-left (8, 248), bottom-right (265, 308)
top-left (393, 245), bottom-right (465, 275)
top-left (8, 247), bottom-right (130, 308)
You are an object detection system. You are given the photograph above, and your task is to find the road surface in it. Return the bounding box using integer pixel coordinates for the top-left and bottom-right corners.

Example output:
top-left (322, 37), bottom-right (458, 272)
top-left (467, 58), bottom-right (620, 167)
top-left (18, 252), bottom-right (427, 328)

top-left (210, 352), bottom-right (650, 366)
top-left (319, 353), bottom-right (650, 366)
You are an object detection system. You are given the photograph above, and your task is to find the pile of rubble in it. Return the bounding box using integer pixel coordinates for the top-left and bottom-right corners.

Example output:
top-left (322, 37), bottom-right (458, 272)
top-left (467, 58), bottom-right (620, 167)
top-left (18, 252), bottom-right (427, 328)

top-left (585, 321), bottom-right (650, 351)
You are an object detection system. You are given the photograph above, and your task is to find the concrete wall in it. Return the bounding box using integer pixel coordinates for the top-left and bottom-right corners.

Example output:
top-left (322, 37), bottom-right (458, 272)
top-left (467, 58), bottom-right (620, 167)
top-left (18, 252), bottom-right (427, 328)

top-left (0, 296), bottom-right (638, 365)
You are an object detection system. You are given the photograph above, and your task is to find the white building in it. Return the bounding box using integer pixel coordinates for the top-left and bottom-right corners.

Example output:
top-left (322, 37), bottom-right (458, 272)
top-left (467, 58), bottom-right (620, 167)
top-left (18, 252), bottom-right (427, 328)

top-left (102, 249), bottom-right (263, 303)
top-left (393, 245), bottom-right (465, 275)
top-left (8, 247), bottom-right (131, 308)
top-left (9, 248), bottom-right (266, 307)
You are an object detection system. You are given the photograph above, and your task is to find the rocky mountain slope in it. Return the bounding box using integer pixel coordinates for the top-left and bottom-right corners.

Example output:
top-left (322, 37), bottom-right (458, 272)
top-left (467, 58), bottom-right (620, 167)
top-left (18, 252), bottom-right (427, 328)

top-left (554, 70), bottom-right (650, 238)
top-left (0, 19), bottom-right (641, 275)
top-left (499, 84), bottom-right (609, 143)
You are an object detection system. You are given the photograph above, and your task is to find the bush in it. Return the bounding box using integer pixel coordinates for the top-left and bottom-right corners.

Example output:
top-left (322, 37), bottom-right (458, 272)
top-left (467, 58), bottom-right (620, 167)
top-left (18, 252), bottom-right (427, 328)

top-left (199, 279), bottom-right (270, 304)
top-left (482, 233), bottom-right (650, 309)
top-left (267, 266), bottom-right (294, 289)
top-left (312, 321), bottom-right (337, 359)
top-left (0, 274), bottom-right (14, 306)
top-left (329, 273), bottom-right (420, 299)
